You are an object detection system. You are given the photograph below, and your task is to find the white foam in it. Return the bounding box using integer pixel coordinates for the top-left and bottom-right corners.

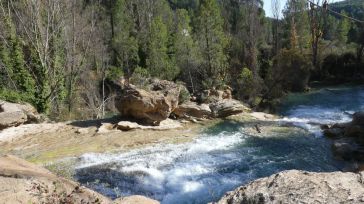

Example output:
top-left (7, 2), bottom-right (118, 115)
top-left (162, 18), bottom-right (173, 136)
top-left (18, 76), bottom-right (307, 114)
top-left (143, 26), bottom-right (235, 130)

top-left (277, 105), bottom-right (354, 137)
top-left (76, 131), bottom-right (246, 203)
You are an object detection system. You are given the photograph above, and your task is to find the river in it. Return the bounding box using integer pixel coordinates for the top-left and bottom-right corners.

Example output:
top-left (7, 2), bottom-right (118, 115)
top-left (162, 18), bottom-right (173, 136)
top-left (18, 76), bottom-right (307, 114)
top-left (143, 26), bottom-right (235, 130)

top-left (74, 85), bottom-right (364, 204)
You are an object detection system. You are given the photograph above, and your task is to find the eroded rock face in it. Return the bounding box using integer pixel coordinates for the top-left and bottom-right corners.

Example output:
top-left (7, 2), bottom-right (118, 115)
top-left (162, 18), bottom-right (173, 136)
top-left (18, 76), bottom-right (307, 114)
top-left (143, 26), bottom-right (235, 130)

top-left (215, 170), bottom-right (364, 204)
top-left (209, 99), bottom-right (250, 118)
top-left (0, 155), bottom-right (111, 204)
top-left (115, 80), bottom-right (180, 125)
top-left (0, 100), bottom-right (40, 130)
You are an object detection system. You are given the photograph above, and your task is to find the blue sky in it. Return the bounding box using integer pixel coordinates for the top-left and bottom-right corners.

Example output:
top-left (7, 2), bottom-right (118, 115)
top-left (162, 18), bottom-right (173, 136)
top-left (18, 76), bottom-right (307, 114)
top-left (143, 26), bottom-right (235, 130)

top-left (263, 0), bottom-right (345, 18)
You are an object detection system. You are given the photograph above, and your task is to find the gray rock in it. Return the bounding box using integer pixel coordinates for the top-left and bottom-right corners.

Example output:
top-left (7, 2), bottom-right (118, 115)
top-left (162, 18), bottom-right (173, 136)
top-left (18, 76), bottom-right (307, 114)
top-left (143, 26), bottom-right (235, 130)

top-left (353, 111), bottom-right (364, 126)
top-left (117, 119), bottom-right (181, 131)
top-left (209, 99), bottom-right (250, 118)
top-left (332, 139), bottom-right (360, 160)
top-left (0, 100), bottom-right (40, 130)
top-left (323, 128), bottom-right (345, 138)
top-left (173, 102), bottom-right (212, 119)
top-left (215, 170), bottom-right (364, 204)
top-left (344, 124), bottom-right (364, 137)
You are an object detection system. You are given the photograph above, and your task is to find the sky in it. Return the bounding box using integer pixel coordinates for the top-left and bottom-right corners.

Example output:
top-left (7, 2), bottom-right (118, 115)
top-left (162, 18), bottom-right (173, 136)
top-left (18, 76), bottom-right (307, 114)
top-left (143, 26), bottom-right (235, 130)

top-left (263, 0), bottom-right (345, 18)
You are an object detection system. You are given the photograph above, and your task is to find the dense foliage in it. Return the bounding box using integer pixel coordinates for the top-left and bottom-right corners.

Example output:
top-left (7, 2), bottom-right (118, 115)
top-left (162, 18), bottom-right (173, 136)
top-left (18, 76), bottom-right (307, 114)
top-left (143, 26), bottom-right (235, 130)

top-left (0, 0), bottom-right (363, 118)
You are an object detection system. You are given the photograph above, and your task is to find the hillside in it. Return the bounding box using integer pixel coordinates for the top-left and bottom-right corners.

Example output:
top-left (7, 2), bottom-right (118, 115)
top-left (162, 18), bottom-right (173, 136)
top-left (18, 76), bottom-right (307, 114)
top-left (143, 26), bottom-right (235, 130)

top-left (330, 0), bottom-right (364, 19)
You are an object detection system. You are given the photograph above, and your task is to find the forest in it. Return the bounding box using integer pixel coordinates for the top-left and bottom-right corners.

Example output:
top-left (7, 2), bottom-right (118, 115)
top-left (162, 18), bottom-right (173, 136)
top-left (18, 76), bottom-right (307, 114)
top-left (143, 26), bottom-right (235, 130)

top-left (0, 0), bottom-right (363, 120)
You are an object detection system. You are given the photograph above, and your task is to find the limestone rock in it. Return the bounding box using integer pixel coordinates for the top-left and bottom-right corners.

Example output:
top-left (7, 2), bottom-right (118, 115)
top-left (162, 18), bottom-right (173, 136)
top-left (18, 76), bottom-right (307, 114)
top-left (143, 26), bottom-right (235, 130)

top-left (117, 121), bottom-right (142, 131)
top-left (0, 155), bottom-right (111, 204)
top-left (250, 112), bottom-right (276, 121)
top-left (113, 195), bottom-right (160, 204)
top-left (215, 170), bottom-right (364, 204)
top-left (76, 128), bottom-right (90, 134)
top-left (115, 80), bottom-right (180, 125)
top-left (209, 99), bottom-right (250, 118)
top-left (0, 100), bottom-right (40, 130)
top-left (173, 102), bottom-right (212, 119)
top-left (97, 123), bottom-right (115, 133)
top-left (117, 119), bottom-right (181, 131)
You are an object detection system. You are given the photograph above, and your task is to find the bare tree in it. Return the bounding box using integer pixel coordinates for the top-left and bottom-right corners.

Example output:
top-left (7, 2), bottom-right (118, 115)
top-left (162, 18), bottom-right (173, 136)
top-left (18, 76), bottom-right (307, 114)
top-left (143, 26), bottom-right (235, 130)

top-left (271, 0), bottom-right (281, 55)
top-left (308, 0), bottom-right (328, 70)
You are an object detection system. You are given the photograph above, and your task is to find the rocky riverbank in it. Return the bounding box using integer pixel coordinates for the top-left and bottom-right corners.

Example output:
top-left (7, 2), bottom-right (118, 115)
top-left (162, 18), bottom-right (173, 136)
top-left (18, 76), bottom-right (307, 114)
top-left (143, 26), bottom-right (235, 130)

top-left (2, 83), bottom-right (364, 203)
top-left (214, 170), bottom-right (364, 204)
top-left (0, 155), bottom-right (159, 204)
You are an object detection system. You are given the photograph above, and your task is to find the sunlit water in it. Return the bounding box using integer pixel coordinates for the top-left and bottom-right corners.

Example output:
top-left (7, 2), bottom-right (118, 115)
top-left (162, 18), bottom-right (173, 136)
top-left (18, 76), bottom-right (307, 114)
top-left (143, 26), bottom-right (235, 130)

top-left (74, 85), bottom-right (364, 204)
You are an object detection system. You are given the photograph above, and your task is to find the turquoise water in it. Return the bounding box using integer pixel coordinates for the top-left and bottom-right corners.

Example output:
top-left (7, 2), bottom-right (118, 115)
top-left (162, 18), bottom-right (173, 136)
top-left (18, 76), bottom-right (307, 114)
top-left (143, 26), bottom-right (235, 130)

top-left (74, 86), bottom-right (364, 204)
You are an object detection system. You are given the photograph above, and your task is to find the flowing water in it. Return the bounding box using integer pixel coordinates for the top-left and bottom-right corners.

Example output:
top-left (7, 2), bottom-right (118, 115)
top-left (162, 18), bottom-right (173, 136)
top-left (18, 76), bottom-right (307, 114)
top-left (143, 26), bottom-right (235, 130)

top-left (74, 85), bottom-right (364, 204)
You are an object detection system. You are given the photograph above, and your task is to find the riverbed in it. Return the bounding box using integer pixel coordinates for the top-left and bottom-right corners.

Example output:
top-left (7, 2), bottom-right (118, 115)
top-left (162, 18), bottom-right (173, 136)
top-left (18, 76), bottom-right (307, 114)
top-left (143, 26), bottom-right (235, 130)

top-left (74, 85), bottom-right (364, 204)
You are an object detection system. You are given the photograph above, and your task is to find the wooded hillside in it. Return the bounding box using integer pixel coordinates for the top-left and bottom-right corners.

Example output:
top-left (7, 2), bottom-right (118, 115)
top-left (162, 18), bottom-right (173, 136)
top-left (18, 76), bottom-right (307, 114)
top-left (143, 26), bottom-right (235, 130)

top-left (0, 0), bottom-right (363, 119)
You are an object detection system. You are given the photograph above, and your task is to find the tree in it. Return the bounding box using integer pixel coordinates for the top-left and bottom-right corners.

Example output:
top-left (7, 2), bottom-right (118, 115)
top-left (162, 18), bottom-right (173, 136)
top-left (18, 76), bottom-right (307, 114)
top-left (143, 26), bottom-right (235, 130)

top-left (173, 9), bottom-right (200, 92)
top-left (283, 0), bottom-right (310, 51)
top-left (0, 6), bottom-right (35, 102)
top-left (337, 11), bottom-right (350, 44)
top-left (111, 0), bottom-right (139, 86)
top-left (146, 16), bottom-right (178, 80)
top-left (308, 0), bottom-right (326, 69)
top-left (271, 0), bottom-right (281, 55)
top-left (195, 0), bottom-right (229, 88)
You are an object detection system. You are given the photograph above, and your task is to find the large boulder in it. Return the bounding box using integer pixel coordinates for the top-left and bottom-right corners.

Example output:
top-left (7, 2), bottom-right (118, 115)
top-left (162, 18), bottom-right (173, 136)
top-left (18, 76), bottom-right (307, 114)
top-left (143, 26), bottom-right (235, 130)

top-left (209, 99), bottom-right (250, 118)
top-left (173, 102), bottom-right (212, 119)
top-left (0, 155), bottom-right (111, 204)
top-left (215, 170), bottom-right (364, 204)
top-left (0, 100), bottom-right (40, 130)
top-left (115, 80), bottom-right (180, 125)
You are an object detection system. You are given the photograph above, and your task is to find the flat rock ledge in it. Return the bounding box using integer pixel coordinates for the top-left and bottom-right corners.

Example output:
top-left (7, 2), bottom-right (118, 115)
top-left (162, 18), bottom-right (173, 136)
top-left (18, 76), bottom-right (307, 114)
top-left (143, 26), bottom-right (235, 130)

top-left (214, 170), bottom-right (364, 204)
top-left (117, 118), bottom-right (182, 131)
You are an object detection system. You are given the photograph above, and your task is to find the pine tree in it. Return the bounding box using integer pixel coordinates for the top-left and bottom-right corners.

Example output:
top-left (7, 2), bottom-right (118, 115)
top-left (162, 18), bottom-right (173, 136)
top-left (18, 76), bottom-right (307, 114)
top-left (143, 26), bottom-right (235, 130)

top-left (146, 16), bottom-right (178, 80)
top-left (173, 9), bottom-right (200, 92)
top-left (31, 47), bottom-right (51, 113)
top-left (195, 0), bottom-right (229, 87)
top-left (5, 15), bottom-right (36, 102)
top-left (337, 11), bottom-right (350, 44)
top-left (111, 0), bottom-right (139, 85)
top-left (0, 40), bottom-right (12, 88)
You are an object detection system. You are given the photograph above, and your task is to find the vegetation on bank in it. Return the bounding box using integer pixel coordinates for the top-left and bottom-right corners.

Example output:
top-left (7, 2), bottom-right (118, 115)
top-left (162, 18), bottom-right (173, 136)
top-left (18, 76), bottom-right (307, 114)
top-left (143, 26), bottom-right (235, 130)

top-left (0, 0), bottom-right (363, 119)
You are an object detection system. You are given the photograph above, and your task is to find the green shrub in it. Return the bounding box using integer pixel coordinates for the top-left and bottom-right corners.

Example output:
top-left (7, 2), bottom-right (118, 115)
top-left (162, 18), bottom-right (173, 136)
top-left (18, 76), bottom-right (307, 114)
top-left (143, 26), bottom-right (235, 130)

top-left (237, 67), bottom-right (255, 100)
top-left (177, 82), bottom-right (191, 104)
top-left (0, 88), bottom-right (34, 104)
top-left (106, 66), bottom-right (124, 81)
top-left (265, 49), bottom-right (312, 99)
